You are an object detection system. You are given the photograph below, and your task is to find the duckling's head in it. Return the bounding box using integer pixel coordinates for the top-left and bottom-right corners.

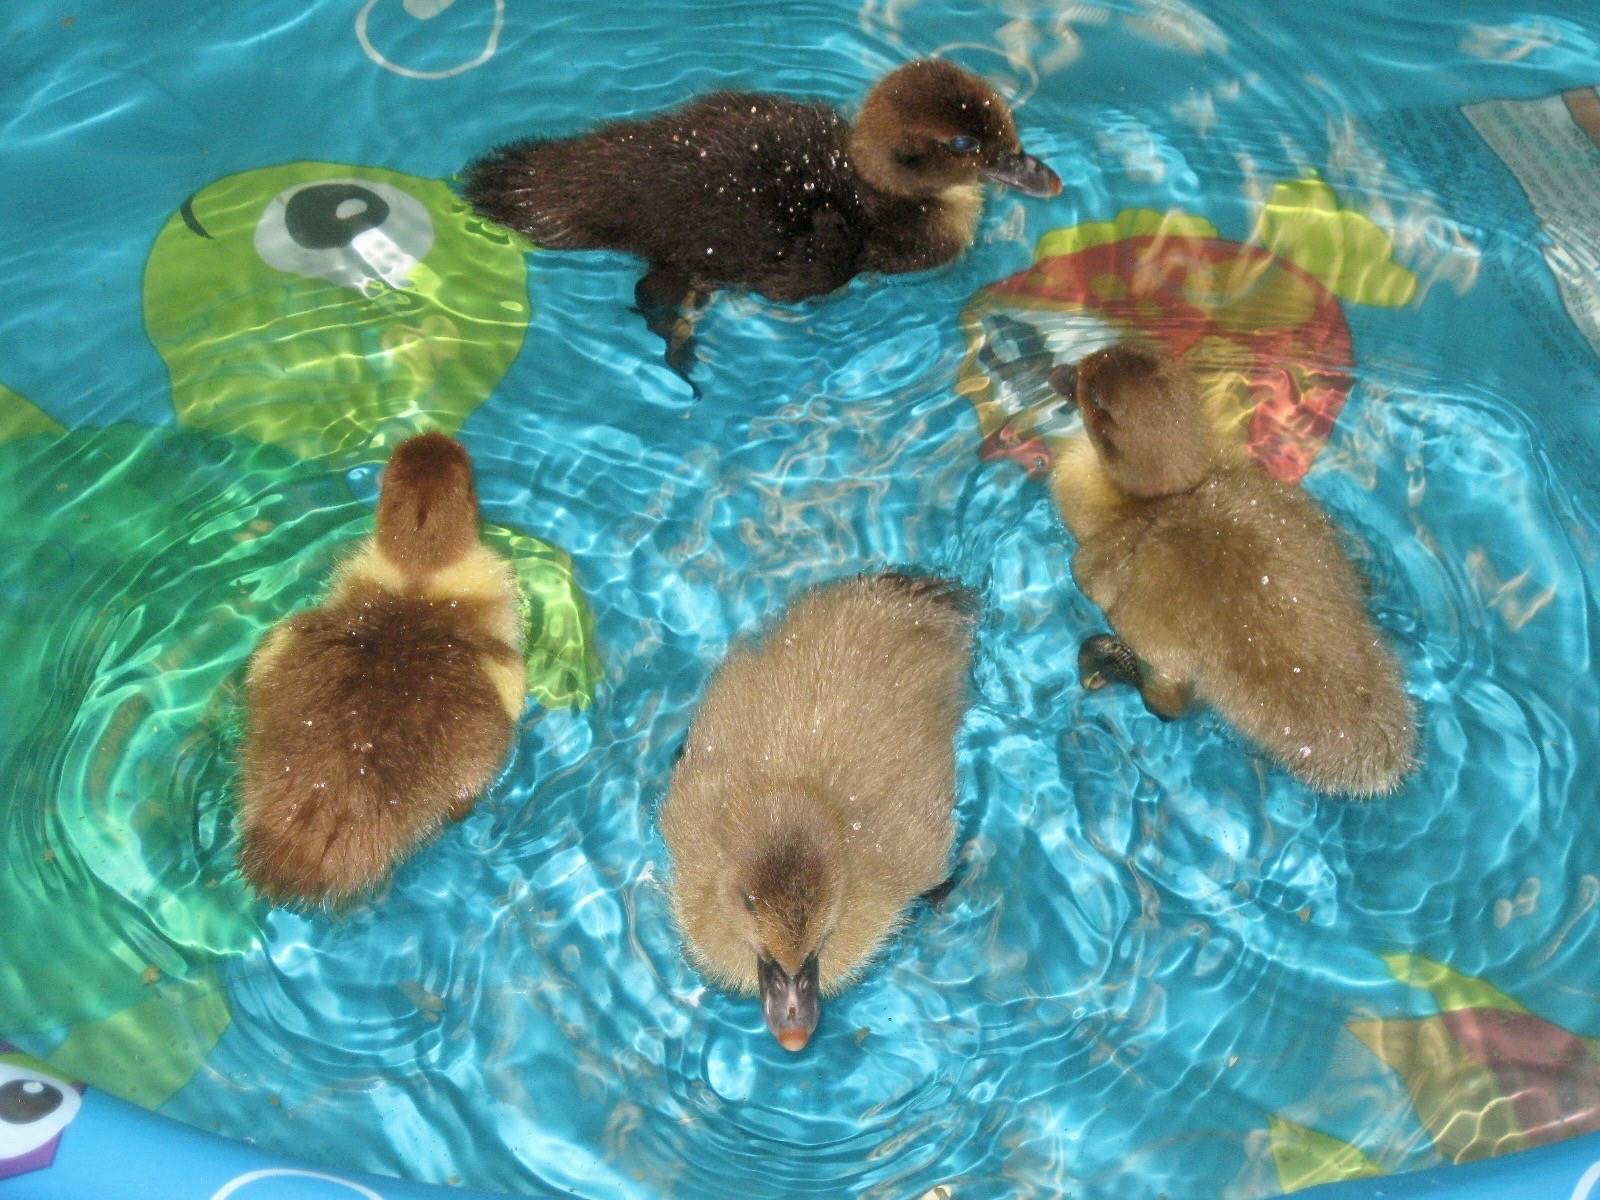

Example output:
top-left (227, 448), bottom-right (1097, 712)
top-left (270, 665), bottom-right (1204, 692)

top-left (1050, 344), bottom-right (1215, 498)
top-left (852, 60), bottom-right (1061, 201)
top-left (375, 431), bottom-right (480, 574)
top-left (731, 807), bottom-right (845, 1052)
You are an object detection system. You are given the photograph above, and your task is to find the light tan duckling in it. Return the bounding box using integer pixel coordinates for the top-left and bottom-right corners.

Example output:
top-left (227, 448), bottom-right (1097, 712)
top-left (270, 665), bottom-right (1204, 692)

top-left (660, 572), bottom-right (975, 1050)
top-left (239, 432), bottom-right (525, 905)
top-left (1049, 344), bottom-right (1415, 796)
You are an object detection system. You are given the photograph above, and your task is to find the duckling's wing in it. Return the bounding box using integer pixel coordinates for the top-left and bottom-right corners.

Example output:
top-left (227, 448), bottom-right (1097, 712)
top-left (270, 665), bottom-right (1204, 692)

top-left (761, 204), bottom-right (865, 301)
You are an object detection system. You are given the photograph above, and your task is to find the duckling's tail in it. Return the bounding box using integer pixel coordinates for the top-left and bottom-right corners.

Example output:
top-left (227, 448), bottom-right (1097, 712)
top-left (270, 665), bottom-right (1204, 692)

top-left (239, 784), bottom-right (449, 908)
top-left (462, 139), bottom-right (597, 250)
top-left (1242, 669), bottom-right (1417, 798)
top-left (874, 570), bottom-right (979, 620)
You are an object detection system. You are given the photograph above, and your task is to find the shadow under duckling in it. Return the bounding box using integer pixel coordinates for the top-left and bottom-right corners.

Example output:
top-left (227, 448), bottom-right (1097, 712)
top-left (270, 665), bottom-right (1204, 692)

top-left (660, 572), bottom-right (975, 1051)
top-left (463, 59), bottom-right (1060, 392)
top-left (1048, 344), bottom-right (1415, 797)
top-left (238, 432), bottom-right (525, 906)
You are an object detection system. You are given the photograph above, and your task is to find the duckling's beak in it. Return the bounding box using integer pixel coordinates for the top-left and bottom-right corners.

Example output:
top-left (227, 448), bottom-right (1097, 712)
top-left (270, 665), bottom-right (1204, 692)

top-left (1048, 363), bottom-right (1078, 406)
top-left (983, 151), bottom-right (1061, 197)
top-left (758, 953), bottom-right (819, 1052)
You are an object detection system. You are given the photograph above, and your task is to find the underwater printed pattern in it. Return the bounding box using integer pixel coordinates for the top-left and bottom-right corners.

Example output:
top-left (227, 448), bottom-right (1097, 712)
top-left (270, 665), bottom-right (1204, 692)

top-left (0, 158), bottom-right (599, 1123)
top-left (3, 2), bottom-right (1600, 1199)
top-left (955, 184), bottom-right (1415, 486)
top-left (145, 162), bottom-right (532, 466)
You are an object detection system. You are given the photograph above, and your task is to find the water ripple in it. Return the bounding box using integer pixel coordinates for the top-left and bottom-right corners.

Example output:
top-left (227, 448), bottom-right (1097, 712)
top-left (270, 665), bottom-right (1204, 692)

top-left (5, 2), bottom-right (1600, 1198)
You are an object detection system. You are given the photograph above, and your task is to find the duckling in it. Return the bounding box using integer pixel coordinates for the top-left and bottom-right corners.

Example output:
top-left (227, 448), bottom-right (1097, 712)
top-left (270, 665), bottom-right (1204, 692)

top-left (1048, 345), bottom-right (1415, 796)
top-left (660, 572), bottom-right (975, 1050)
top-left (463, 60), bottom-right (1060, 390)
top-left (238, 433), bottom-right (525, 905)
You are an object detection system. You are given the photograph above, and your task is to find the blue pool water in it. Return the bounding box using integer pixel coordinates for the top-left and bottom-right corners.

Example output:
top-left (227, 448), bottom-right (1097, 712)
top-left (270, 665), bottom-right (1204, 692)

top-left (4, 2), bottom-right (1600, 1197)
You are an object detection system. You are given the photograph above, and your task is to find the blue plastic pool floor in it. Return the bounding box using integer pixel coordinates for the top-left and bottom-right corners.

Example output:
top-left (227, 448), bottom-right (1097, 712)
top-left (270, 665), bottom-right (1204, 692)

top-left (4, 2), bottom-right (1600, 1198)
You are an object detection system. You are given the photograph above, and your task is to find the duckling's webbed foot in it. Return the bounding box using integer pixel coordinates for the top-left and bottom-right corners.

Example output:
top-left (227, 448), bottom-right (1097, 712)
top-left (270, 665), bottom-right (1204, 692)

top-left (1078, 634), bottom-right (1142, 692)
top-left (633, 266), bottom-right (708, 398)
top-left (1078, 635), bottom-right (1195, 722)
top-left (918, 871), bottom-right (960, 910)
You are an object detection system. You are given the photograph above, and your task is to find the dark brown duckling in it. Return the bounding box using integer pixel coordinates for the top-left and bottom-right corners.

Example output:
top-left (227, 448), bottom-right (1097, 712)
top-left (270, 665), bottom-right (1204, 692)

top-left (1049, 345), bottom-right (1415, 797)
top-left (660, 572), bottom-right (975, 1051)
top-left (238, 433), bottom-right (525, 905)
top-left (463, 59), bottom-right (1060, 390)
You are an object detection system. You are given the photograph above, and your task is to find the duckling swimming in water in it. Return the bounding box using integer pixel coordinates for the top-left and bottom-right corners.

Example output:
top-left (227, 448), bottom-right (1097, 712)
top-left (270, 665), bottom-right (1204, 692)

top-left (463, 59), bottom-right (1060, 391)
top-left (238, 432), bottom-right (525, 905)
top-left (1049, 344), bottom-right (1415, 796)
top-left (660, 572), bottom-right (975, 1050)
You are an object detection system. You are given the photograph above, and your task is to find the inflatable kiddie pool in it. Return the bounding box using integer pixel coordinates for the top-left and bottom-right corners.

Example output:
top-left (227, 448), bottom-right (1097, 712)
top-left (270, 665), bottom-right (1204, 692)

top-left (6, 3), bottom-right (1600, 1199)
top-left (9, 1050), bottom-right (1600, 1197)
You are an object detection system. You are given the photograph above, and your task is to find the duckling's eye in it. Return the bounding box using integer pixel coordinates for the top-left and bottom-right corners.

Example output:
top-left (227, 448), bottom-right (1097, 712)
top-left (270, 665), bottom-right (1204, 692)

top-left (743, 894), bottom-right (757, 914)
top-left (946, 135), bottom-right (979, 154)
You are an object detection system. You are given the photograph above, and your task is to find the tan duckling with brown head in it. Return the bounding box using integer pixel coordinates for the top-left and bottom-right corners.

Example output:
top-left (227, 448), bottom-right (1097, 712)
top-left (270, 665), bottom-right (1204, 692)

top-left (463, 60), bottom-right (1059, 390)
top-left (239, 432), bottom-right (525, 905)
top-left (660, 572), bottom-right (975, 1051)
top-left (1048, 344), bottom-right (1415, 796)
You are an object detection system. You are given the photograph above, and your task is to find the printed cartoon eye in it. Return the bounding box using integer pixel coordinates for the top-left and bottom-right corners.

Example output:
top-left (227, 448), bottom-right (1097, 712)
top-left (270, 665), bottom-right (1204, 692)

top-left (946, 135), bottom-right (979, 154)
top-left (0, 1079), bottom-right (62, 1125)
top-left (253, 178), bottom-right (435, 294)
top-left (0, 1061), bottom-right (82, 1172)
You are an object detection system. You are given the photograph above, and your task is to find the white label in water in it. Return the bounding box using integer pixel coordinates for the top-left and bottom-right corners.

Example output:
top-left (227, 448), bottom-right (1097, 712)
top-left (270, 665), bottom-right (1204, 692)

top-left (350, 226), bottom-right (417, 291)
top-left (1464, 88), bottom-right (1600, 362)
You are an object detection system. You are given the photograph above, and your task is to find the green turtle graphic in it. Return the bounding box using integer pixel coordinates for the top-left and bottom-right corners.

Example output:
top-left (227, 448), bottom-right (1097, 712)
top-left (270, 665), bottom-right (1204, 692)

top-left (143, 161), bottom-right (531, 465)
top-left (0, 402), bottom-right (599, 1106)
